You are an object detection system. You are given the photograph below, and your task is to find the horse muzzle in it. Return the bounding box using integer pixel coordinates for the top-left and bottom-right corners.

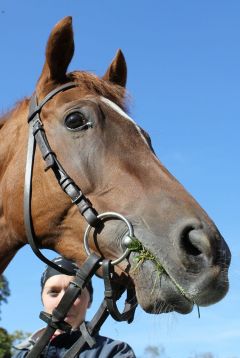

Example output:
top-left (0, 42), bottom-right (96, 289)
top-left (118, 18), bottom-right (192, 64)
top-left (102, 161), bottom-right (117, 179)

top-left (126, 217), bottom-right (231, 314)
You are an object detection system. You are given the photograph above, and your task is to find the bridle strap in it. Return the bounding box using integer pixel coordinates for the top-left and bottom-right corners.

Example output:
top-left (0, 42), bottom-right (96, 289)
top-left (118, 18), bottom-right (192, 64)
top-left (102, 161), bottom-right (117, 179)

top-left (62, 302), bottom-right (109, 358)
top-left (24, 83), bottom-right (99, 273)
top-left (102, 259), bottom-right (137, 323)
top-left (27, 82), bottom-right (77, 122)
top-left (24, 95), bottom-right (69, 272)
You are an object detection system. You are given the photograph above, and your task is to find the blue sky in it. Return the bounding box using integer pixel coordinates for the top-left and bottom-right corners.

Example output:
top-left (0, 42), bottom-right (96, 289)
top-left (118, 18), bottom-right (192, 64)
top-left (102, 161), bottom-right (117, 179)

top-left (0, 1), bottom-right (240, 357)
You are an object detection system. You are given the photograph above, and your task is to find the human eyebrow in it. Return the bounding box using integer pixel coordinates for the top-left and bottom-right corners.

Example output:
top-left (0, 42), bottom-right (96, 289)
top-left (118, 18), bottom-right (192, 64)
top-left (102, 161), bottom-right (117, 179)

top-left (45, 285), bottom-right (61, 293)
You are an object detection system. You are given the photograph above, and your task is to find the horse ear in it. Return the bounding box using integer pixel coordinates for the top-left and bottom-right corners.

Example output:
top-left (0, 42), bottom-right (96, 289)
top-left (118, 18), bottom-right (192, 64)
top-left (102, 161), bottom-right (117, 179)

top-left (37, 17), bottom-right (74, 90)
top-left (102, 49), bottom-right (127, 87)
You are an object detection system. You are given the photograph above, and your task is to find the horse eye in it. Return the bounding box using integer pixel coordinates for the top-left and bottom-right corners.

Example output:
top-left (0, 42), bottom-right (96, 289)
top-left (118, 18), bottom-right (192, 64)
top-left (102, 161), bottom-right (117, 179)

top-left (65, 112), bottom-right (88, 130)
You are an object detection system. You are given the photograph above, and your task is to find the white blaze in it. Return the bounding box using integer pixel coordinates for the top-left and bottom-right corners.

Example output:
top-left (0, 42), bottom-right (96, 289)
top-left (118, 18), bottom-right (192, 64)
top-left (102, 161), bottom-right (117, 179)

top-left (100, 96), bottom-right (149, 147)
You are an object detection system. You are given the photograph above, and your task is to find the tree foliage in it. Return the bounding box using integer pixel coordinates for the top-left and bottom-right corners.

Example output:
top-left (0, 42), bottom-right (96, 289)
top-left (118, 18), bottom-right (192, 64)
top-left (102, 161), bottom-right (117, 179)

top-left (0, 327), bottom-right (30, 357)
top-left (0, 275), bottom-right (29, 356)
top-left (0, 276), bottom-right (10, 320)
top-left (0, 328), bottom-right (11, 358)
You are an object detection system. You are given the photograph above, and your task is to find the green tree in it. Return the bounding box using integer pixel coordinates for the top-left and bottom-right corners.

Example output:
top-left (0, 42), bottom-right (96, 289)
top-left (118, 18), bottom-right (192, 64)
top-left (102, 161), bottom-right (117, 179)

top-left (0, 276), bottom-right (10, 320)
top-left (0, 275), bottom-right (11, 357)
top-left (0, 275), bottom-right (29, 356)
top-left (0, 328), bottom-right (11, 358)
top-left (0, 328), bottom-right (30, 357)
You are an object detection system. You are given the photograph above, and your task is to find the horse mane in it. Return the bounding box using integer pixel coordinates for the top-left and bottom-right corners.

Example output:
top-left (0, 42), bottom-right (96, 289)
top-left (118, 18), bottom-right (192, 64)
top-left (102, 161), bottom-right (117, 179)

top-left (0, 99), bottom-right (29, 129)
top-left (0, 109), bottom-right (12, 129)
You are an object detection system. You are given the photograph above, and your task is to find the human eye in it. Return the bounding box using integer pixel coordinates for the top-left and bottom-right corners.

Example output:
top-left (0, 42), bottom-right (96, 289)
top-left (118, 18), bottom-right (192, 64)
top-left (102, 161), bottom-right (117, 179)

top-left (47, 288), bottom-right (60, 297)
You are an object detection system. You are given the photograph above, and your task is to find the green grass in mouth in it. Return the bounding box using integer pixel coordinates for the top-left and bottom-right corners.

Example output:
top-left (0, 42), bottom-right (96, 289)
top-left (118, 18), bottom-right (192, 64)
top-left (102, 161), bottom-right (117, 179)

top-left (128, 238), bottom-right (193, 303)
top-left (128, 238), bottom-right (166, 276)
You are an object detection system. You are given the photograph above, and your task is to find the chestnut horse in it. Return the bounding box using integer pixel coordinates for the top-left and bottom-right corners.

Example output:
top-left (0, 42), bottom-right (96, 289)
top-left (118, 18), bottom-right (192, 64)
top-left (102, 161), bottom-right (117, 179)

top-left (0, 17), bottom-right (230, 315)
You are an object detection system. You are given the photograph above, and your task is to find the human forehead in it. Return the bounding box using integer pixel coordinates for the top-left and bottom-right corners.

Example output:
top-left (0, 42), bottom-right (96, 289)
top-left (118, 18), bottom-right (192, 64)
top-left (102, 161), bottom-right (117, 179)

top-left (43, 274), bottom-right (75, 289)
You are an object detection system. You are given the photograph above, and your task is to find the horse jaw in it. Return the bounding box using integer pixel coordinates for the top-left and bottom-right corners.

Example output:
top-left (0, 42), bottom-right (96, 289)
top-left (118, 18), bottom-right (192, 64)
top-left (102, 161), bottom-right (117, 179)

top-left (128, 254), bottom-right (229, 314)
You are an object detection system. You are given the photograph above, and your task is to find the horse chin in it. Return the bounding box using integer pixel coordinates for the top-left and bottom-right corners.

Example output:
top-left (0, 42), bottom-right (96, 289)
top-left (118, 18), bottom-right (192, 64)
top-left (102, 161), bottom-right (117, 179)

top-left (129, 257), bottom-right (194, 315)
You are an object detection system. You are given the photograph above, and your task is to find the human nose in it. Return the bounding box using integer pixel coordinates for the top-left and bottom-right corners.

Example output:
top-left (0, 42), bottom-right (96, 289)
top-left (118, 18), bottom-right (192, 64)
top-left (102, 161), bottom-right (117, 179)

top-left (55, 290), bottom-right (65, 306)
top-left (72, 296), bottom-right (81, 307)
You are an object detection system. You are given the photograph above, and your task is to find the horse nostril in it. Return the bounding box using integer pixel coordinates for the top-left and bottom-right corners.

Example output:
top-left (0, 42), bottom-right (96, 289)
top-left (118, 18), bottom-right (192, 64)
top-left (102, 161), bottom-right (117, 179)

top-left (180, 228), bottom-right (211, 257)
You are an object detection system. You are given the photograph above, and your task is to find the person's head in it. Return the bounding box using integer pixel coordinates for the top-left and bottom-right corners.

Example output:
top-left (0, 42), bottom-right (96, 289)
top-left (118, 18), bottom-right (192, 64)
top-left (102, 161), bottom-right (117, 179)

top-left (41, 256), bottom-right (93, 330)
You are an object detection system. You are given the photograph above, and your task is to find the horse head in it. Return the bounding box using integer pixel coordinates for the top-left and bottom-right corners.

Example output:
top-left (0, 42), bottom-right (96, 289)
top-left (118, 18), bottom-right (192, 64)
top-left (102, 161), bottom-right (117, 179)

top-left (0, 17), bottom-right (230, 315)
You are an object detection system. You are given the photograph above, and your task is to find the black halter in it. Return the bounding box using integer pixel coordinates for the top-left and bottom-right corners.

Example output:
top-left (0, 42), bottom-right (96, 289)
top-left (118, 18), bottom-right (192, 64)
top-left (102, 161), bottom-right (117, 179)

top-left (24, 83), bottom-right (138, 358)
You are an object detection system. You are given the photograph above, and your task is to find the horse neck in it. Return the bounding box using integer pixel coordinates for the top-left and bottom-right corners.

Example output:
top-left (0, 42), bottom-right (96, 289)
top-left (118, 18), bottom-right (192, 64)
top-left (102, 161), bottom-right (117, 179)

top-left (0, 100), bottom-right (29, 272)
top-left (0, 100), bottom-right (29, 173)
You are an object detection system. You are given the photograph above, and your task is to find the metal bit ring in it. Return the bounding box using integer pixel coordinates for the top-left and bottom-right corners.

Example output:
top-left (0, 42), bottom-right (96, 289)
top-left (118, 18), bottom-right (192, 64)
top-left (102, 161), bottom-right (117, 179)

top-left (83, 212), bottom-right (134, 266)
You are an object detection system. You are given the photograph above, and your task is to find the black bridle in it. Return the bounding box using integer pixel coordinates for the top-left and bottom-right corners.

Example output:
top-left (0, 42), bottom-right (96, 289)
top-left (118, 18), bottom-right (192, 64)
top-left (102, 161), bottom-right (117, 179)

top-left (24, 82), bottom-right (138, 358)
top-left (24, 82), bottom-right (100, 273)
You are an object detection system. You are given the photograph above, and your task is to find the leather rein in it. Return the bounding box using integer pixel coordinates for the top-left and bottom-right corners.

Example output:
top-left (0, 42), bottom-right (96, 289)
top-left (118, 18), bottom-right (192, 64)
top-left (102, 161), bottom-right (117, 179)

top-left (24, 82), bottom-right (138, 358)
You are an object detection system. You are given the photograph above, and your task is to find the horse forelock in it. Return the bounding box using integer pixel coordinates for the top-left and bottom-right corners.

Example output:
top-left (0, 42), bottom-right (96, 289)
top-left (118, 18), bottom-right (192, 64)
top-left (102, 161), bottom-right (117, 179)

top-left (1, 71), bottom-right (127, 130)
top-left (67, 71), bottom-right (129, 111)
